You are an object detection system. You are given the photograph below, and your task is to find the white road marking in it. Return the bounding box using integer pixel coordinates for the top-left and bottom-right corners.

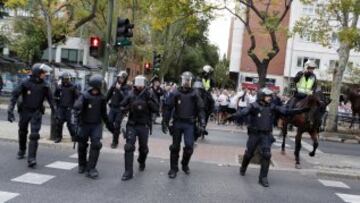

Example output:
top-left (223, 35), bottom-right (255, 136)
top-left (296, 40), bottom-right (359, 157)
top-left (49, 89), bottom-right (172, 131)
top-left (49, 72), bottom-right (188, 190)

top-left (318, 179), bottom-right (350, 189)
top-left (273, 142), bottom-right (290, 148)
top-left (69, 153), bottom-right (78, 159)
top-left (336, 193), bottom-right (360, 203)
top-left (46, 161), bottom-right (78, 170)
top-left (0, 191), bottom-right (19, 203)
top-left (11, 172), bottom-right (55, 185)
top-left (290, 138), bottom-right (323, 154)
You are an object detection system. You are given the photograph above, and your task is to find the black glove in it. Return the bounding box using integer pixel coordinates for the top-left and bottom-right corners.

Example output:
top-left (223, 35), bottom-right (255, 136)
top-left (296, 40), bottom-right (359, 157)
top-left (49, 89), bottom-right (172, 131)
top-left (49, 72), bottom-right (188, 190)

top-left (7, 111), bottom-right (15, 123)
top-left (161, 120), bottom-right (169, 134)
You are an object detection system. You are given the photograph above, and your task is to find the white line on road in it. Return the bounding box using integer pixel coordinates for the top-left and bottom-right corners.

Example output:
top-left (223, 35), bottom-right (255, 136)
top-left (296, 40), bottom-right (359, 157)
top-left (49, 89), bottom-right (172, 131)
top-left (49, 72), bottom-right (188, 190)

top-left (46, 161), bottom-right (78, 170)
top-left (290, 138), bottom-right (323, 154)
top-left (11, 172), bottom-right (55, 185)
top-left (336, 193), bottom-right (360, 203)
top-left (0, 191), bottom-right (19, 203)
top-left (69, 153), bottom-right (78, 159)
top-left (318, 179), bottom-right (350, 189)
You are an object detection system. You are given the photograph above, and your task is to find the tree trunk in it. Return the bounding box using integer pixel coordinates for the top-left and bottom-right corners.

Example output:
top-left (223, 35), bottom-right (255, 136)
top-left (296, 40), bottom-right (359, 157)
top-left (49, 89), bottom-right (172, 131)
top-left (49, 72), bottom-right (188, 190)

top-left (326, 43), bottom-right (350, 132)
top-left (257, 63), bottom-right (268, 88)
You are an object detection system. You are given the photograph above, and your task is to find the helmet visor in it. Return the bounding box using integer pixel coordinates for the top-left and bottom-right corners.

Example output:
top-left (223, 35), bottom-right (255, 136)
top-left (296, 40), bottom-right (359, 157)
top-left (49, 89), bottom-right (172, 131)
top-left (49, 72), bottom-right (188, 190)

top-left (134, 76), bottom-right (146, 87)
top-left (181, 75), bottom-right (192, 87)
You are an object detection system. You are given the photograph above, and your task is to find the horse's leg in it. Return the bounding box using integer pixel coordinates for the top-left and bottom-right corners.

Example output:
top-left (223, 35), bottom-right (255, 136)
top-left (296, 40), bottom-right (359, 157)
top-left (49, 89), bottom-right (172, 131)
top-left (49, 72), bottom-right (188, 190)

top-left (294, 129), bottom-right (303, 169)
top-left (309, 131), bottom-right (319, 157)
top-left (281, 120), bottom-right (288, 153)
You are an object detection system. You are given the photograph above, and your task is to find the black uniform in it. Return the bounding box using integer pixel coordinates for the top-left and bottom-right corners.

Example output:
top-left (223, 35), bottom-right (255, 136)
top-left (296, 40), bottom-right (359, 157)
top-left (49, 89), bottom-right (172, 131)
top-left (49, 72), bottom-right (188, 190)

top-left (73, 76), bottom-right (114, 179)
top-left (54, 81), bottom-right (79, 142)
top-left (162, 87), bottom-right (206, 178)
top-left (7, 69), bottom-right (54, 167)
top-left (149, 84), bottom-right (164, 124)
top-left (119, 87), bottom-right (159, 181)
top-left (106, 82), bottom-right (131, 148)
top-left (231, 99), bottom-right (306, 187)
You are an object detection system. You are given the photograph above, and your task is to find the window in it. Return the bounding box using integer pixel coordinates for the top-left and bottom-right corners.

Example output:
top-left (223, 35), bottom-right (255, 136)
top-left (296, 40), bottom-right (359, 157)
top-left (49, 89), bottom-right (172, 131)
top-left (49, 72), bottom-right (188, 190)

top-left (302, 5), bottom-right (315, 15)
top-left (297, 57), bottom-right (320, 69)
top-left (331, 33), bottom-right (339, 44)
top-left (61, 49), bottom-right (83, 64)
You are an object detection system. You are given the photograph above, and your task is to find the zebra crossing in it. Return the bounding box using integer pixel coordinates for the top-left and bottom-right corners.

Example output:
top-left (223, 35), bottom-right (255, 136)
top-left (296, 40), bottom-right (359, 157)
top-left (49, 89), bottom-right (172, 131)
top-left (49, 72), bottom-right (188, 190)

top-left (318, 179), bottom-right (360, 203)
top-left (0, 155), bottom-right (78, 202)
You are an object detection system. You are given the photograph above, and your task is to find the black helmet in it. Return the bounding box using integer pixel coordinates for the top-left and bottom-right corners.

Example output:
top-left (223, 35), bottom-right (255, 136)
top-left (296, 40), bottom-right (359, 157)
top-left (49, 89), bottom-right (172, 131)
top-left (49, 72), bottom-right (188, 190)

top-left (180, 71), bottom-right (194, 87)
top-left (61, 72), bottom-right (72, 80)
top-left (88, 74), bottom-right (103, 90)
top-left (257, 87), bottom-right (273, 101)
top-left (31, 63), bottom-right (50, 78)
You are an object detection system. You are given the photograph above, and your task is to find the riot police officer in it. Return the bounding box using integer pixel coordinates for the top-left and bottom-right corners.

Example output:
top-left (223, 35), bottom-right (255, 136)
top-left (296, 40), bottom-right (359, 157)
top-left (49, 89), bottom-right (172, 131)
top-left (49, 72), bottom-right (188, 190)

top-left (73, 74), bottom-right (114, 179)
top-left (228, 88), bottom-right (308, 187)
top-left (106, 71), bottom-right (131, 148)
top-left (120, 75), bottom-right (159, 181)
top-left (162, 72), bottom-right (206, 179)
top-left (53, 72), bottom-right (79, 143)
top-left (7, 63), bottom-right (55, 168)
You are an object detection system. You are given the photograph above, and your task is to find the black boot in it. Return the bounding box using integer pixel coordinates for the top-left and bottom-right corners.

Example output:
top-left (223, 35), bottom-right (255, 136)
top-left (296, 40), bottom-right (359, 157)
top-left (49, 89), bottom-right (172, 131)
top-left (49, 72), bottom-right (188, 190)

top-left (259, 158), bottom-right (270, 187)
top-left (28, 134), bottom-right (39, 168)
top-left (54, 123), bottom-right (63, 143)
top-left (54, 137), bottom-right (62, 143)
top-left (122, 151), bottom-right (134, 181)
top-left (168, 150), bottom-right (179, 179)
top-left (240, 154), bottom-right (251, 176)
top-left (181, 147), bottom-right (193, 175)
top-left (137, 151), bottom-right (148, 171)
top-left (110, 133), bottom-right (119, 149)
top-left (17, 130), bottom-right (27, 159)
top-left (78, 142), bottom-right (88, 174)
top-left (86, 143), bottom-right (101, 179)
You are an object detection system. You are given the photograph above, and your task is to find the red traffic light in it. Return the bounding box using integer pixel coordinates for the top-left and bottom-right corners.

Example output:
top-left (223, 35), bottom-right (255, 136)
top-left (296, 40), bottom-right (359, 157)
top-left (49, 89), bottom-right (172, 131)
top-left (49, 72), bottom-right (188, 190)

top-left (90, 37), bottom-right (100, 47)
top-left (144, 63), bottom-right (151, 69)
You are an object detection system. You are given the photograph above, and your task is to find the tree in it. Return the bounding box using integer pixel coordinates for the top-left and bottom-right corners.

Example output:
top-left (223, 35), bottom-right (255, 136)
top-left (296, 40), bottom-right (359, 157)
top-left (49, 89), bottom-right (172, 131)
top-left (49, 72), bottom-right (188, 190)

top-left (293, 0), bottom-right (360, 131)
top-left (214, 55), bottom-right (232, 88)
top-left (218, 0), bottom-right (293, 87)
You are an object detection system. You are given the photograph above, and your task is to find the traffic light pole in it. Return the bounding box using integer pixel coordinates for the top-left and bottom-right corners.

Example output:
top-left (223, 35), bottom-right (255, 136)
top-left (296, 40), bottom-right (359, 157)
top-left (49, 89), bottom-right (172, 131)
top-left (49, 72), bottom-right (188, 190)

top-left (102, 0), bottom-right (114, 77)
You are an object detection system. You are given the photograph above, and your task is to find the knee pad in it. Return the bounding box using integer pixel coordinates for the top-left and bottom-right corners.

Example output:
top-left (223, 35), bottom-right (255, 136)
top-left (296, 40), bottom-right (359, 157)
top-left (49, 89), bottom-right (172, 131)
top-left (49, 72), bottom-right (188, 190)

top-left (90, 142), bottom-right (102, 150)
top-left (169, 145), bottom-right (180, 153)
top-left (29, 133), bottom-right (40, 141)
top-left (18, 130), bottom-right (28, 136)
top-left (78, 142), bottom-right (88, 150)
top-left (243, 151), bottom-right (253, 159)
top-left (124, 143), bottom-right (135, 152)
top-left (261, 149), bottom-right (272, 160)
top-left (313, 142), bottom-right (319, 148)
top-left (139, 146), bottom-right (149, 155)
top-left (183, 146), bottom-right (194, 155)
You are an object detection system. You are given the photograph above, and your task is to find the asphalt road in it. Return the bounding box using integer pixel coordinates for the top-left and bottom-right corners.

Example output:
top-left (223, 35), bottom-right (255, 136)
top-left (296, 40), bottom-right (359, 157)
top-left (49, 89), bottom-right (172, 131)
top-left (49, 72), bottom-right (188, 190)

top-left (0, 141), bottom-right (359, 203)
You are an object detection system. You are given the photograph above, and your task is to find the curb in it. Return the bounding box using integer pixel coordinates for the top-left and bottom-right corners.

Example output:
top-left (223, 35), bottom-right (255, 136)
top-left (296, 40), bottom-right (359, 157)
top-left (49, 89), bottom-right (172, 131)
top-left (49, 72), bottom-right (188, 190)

top-left (316, 170), bottom-right (360, 180)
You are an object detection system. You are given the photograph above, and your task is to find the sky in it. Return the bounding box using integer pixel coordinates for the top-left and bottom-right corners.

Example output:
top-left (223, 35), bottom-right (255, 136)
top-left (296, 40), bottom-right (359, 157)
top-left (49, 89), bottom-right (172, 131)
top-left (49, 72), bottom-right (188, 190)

top-left (207, 7), bottom-right (232, 58)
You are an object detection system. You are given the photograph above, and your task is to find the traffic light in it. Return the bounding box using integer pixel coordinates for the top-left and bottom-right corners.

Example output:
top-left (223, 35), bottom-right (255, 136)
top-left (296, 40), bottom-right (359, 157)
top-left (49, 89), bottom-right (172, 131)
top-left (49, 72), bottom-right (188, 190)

top-left (90, 36), bottom-right (100, 57)
top-left (115, 18), bottom-right (134, 47)
top-left (144, 62), bottom-right (152, 74)
top-left (153, 51), bottom-right (161, 72)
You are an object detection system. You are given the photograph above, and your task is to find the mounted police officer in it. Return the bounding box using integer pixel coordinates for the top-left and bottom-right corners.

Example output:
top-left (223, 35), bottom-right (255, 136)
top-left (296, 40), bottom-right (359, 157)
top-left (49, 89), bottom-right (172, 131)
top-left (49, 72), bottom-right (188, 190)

top-left (162, 71), bottom-right (206, 179)
top-left (53, 72), bottom-right (79, 143)
top-left (227, 88), bottom-right (308, 187)
top-left (73, 74), bottom-right (114, 179)
top-left (200, 65), bottom-right (215, 127)
top-left (288, 60), bottom-right (318, 108)
top-left (7, 63), bottom-right (55, 168)
top-left (106, 71), bottom-right (131, 148)
top-left (119, 75), bottom-right (159, 181)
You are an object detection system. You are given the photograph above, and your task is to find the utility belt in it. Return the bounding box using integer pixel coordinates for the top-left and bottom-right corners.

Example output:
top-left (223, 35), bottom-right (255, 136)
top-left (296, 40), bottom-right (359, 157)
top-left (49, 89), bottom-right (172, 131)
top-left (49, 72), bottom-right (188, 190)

top-left (109, 104), bottom-right (120, 109)
top-left (20, 104), bottom-right (45, 114)
top-left (174, 116), bottom-right (196, 124)
top-left (247, 127), bottom-right (272, 135)
top-left (127, 119), bottom-right (149, 127)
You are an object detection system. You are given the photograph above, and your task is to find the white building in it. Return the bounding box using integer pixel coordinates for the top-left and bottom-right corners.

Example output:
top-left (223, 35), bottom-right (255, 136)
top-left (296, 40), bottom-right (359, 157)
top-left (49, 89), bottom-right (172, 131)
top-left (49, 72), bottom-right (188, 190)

top-left (284, 0), bottom-right (360, 88)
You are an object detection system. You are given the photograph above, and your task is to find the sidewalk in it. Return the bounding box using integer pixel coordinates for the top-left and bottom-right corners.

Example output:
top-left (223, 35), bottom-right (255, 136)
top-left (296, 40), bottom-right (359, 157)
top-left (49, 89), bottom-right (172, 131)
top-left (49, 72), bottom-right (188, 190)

top-left (0, 120), bottom-right (359, 180)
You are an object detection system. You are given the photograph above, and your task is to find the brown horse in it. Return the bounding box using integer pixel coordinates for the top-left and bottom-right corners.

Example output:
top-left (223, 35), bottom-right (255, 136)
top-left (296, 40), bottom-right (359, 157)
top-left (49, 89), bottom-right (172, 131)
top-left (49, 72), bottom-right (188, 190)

top-left (280, 92), bottom-right (330, 169)
top-left (344, 88), bottom-right (360, 129)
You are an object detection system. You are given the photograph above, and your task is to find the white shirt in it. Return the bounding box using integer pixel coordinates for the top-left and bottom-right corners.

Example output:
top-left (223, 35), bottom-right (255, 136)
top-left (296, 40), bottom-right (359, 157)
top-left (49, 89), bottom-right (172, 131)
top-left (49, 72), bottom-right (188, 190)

top-left (246, 94), bottom-right (257, 105)
top-left (217, 94), bottom-right (229, 106)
